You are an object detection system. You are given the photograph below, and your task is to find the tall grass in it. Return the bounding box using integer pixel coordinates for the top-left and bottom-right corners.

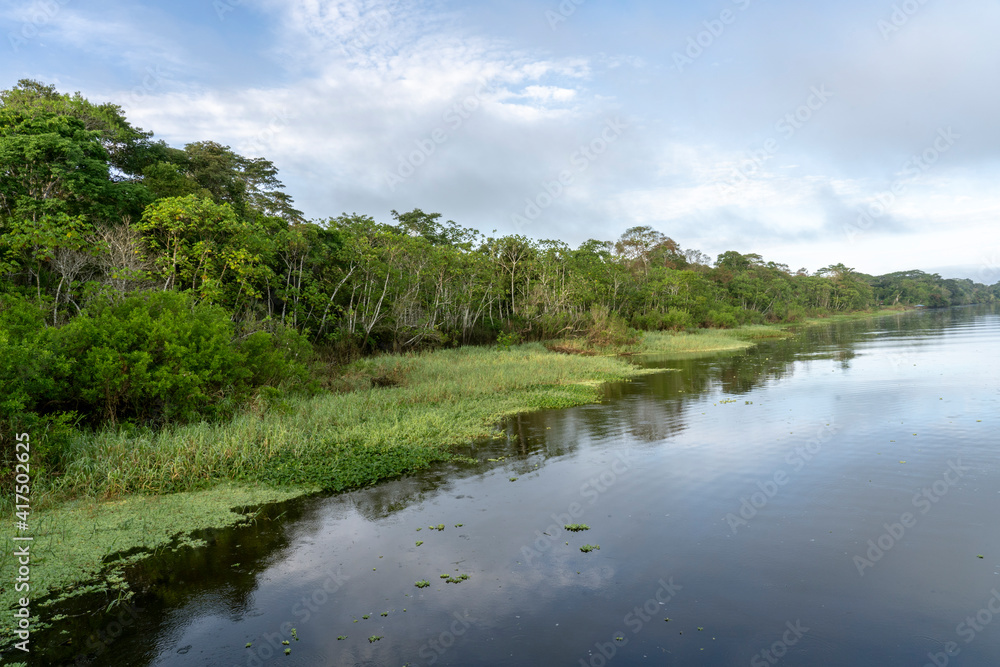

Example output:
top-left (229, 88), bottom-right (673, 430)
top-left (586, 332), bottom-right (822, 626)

top-left (52, 343), bottom-right (653, 498)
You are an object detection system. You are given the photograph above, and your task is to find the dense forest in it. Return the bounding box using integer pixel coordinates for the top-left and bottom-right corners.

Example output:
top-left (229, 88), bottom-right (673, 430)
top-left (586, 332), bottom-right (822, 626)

top-left (2, 79), bottom-right (997, 441)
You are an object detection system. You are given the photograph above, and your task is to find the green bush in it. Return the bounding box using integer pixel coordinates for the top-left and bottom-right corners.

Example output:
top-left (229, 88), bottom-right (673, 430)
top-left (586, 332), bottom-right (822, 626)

top-left (28, 291), bottom-right (316, 426)
top-left (705, 307), bottom-right (739, 329)
top-left (0, 294), bottom-right (76, 479)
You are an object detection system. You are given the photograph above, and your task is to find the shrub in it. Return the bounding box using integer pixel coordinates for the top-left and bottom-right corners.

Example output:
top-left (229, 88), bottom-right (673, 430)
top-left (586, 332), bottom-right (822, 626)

top-left (39, 290), bottom-right (314, 426)
top-left (586, 305), bottom-right (639, 348)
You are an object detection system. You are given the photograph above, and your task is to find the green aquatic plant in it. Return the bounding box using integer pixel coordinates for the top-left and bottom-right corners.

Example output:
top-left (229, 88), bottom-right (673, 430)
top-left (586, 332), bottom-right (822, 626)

top-left (368, 635), bottom-right (383, 643)
top-left (436, 524), bottom-right (445, 531)
top-left (362, 614), bottom-right (370, 619)
top-left (337, 636), bottom-right (346, 640)
top-left (445, 574), bottom-right (470, 583)
top-left (415, 580), bottom-right (430, 588)
top-left (580, 544), bottom-right (600, 553)
top-left (416, 540), bottom-right (424, 546)
top-left (564, 524), bottom-right (589, 532)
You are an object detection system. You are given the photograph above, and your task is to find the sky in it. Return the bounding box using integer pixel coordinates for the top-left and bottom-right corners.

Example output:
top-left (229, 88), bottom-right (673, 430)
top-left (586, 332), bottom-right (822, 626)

top-left (2, 0), bottom-right (999, 281)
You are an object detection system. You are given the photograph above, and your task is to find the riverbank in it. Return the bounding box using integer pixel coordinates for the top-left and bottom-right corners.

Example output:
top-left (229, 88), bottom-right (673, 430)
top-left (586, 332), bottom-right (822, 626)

top-left (0, 308), bottom-right (908, 635)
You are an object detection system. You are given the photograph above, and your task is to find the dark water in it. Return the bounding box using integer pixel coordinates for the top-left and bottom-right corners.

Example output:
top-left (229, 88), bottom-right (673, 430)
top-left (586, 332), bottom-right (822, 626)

top-left (29, 306), bottom-right (1000, 666)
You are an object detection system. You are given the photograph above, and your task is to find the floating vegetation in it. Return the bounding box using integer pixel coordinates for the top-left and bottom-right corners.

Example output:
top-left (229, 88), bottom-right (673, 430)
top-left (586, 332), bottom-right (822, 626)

top-left (337, 636), bottom-right (346, 641)
top-left (245, 643), bottom-right (252, 648)
top-left (615, 636), bottom-right (624, 642)
top-left (440, 574), bottom-right (450, 579)
top-left (368, 635), bottom-right (383, 643)
top-left (564, 524), bottom-right (590, 532)
top-left (416, 540), bottom-right (424, 546)
top-left (978, 555), bottom-right (985, 559)
top-left (580, 544), bottom-right (600, 553)
top-left (509, 477), bottom-right (518, 482)
top-left (415, 580), bottom-right (430, 588)
top-left (381, 612), bottom-right (388, 617)
top-left (445, 574), bottom-right (471, 584)
top-left (284, 648), bottom-right (291, 655)
top-left (455, 523), bottom-right (463, 527)
top-left (291, 629), bottom-right (298, 640)
top-left (282, 640), bottom-right (289, 646)
top-left (436, 524), bottom-right (445, 531)
top-left (362, 614), bottom-right (370, 620)
top-left (416, 527), bottom-right (422, 531)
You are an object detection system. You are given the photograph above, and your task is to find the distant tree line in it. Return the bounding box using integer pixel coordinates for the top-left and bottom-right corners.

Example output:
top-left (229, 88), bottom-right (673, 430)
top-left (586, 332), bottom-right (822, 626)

top-left (1, 79), bottom-right (997, 437)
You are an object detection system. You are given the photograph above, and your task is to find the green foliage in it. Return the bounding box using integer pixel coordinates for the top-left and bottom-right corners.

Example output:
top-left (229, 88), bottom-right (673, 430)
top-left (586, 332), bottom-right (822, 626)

top-left (46, 291), bottom-right (250, 424)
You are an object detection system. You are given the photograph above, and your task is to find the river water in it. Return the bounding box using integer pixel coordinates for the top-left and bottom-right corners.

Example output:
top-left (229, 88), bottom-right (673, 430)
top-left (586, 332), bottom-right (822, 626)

top-left (34, 305), bottom-right (1000, 666)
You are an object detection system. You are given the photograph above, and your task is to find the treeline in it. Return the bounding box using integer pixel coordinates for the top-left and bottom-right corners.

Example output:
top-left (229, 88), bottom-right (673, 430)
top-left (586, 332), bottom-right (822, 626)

top-left (1, 79), bottom-right (997, 439)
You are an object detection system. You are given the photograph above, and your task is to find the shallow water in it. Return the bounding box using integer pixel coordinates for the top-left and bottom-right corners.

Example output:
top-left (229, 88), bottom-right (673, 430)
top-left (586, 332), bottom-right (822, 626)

top-left (31, 305), bottom-right (1000, 666)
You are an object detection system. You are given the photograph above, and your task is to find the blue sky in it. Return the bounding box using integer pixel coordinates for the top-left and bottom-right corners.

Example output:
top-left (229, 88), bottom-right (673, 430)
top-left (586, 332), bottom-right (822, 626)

top-left (3, 0), bottom-right (999, 281)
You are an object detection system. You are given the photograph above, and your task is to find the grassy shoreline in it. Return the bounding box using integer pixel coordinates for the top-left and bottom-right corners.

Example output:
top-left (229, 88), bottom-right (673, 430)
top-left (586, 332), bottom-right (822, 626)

top-left (0, 307), bottom-right (909, 629)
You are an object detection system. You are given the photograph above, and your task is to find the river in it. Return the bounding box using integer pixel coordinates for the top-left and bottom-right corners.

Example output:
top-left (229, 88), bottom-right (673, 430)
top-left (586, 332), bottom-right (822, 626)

top-left (35, 305), bottom-right (1000, 666)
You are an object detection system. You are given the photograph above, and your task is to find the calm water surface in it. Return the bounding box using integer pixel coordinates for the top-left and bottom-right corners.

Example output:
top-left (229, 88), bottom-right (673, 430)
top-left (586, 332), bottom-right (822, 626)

top-left (32, 306), bottom-right (1000, 666)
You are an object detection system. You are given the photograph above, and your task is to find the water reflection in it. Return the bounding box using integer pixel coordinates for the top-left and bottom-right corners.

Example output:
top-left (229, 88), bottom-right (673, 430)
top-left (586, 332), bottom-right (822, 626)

top-left (25, 305), bottom-right (1000, 667)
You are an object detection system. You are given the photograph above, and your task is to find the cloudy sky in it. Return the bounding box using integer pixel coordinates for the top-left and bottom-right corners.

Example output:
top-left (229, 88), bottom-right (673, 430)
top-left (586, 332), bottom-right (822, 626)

top-left (3, 0), bottom-right (999, 281)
